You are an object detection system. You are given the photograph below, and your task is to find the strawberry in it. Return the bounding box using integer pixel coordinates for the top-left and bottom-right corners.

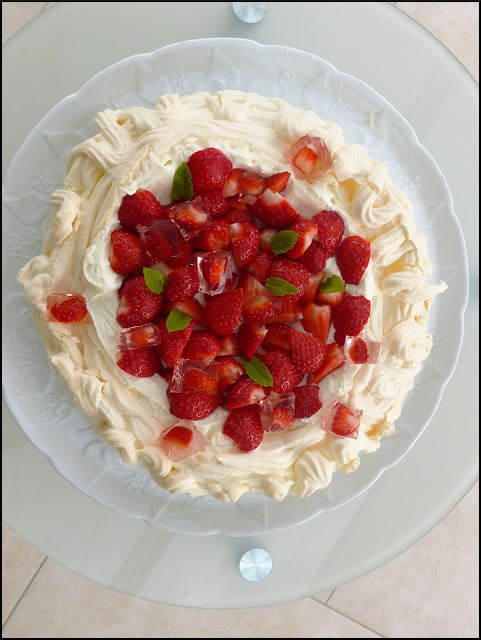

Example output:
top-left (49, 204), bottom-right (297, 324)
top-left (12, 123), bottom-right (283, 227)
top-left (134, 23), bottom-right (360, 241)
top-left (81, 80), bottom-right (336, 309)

top-left (160, 368), bottom-right (174, 386)
top-left (315, 290), bottom-right (345, 307)
top-left (49, 296), bottom-right (88, 323)
top-left (216, 356), bottom-right (244, 392)
top-left (198, 251), bottom-right (232, 293)
top-left (118, 190), bottom-right (165, 232)
top-left (288, 136), bottom-right (332, 177)
top-left (269, 406), bottom-right (295, 431)
top-left (183, 330), bottom-right (220, 363)
top-left (183, 369), bottom-right (218, 395)
top-left (217, 335), bottom-right (238, 356)
top-left (237, 323), bottom-right (267, 359)
top-left (346, 337), bottom-right (369, 364)
top-left (296, 240), bottom-right (328, 273)
top-left (332, 295), bottom-right (371, 345)
top-left (170, 201), bottom-right (209, 233)
top-left (331, 404), bottom-right (360, 438)
top-left (252, 189), bottom-right (301, 228)
top-left (141, 228), bottom-right (173, 265)
top-left (195, 189), bottom-right (230, 219)
top-left (310, 343), bottom-right (346, 384)
top-left (258, 350), bottom-right (302, 394)
top-left (312, 210), bottom-right (344, 257)
top-left (155, 316), bottom-right (194, 367)
top-left (298, 272), bottom-right (325, 306)
top-left (266, 258), bottom-right (309, 308)
top-left (165, 298), bottom-right (206, 327)
top-left (164, 266), bottom-right (199, 302)
top-left (117, 347), bottom-right (162, 378)
top-left (293, 385), bottom-right (322, 418)
top-left (286, 219), bottom-right (319, 260)
top-left (292, 145), bottom-right (318, 175)
top-left (204, 289), bottom-right (243, 336)
top-left (168, 391), bottom-right (222, 420)
top-left (223, 405), bottom-right (264, 451)
top-left (335, 235), bottom-right (370, 285)
top-left (163, 426), bottom-right (193, 447)
top-left (223, 208), bottom-right (254, 225)
top-left (238, 171), bottom-right (265, 195)
top-left (265, 171), bottom-right (291, 192)
top-left (287, 327), bottom-right (327, 374)
top-left (226, 375), bottom-right (265, 410)
top-left (244, 251), bottom-right (274, 285)
top-left (221, 168), bottom-right (244, 198)
top-left (164, 236), bottom-right (192, 269)
top-left (109, 230), bottom-right (146, 276)
top-left (263, 323), bottom-right (290, 352)
top-left (240, 275), bottom-right (277, 324)
top-left (301, 303), bottom-right (331, 343)
top-left (193, 219), bottom-right (230, 251)
top-left (267, 301), bottom-right (302, 324)
top-left (259, 227), bottom-right (277, 252)
top-left (224, 195), bottom-right (250, 213)
top-left (187, 148), bottom-right (232, 192)
top-left (229, 221), bottom-right (260, 270)
top-left (117, 274), bottom-right (163, 328)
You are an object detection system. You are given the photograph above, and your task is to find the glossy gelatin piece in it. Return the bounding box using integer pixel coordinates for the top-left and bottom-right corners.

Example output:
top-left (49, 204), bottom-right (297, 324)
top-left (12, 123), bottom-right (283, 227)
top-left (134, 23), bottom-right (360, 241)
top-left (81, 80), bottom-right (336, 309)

top-left (286, 135), bottom-right (332, 179)
top-left (138, 219), bottom-right (182, 264)
top-left (168, 199), bottom-right (211, 240)
top-left (170, 358), bottom-right (220, 395)
top-left (344, 337), bottom-right (381, 364)
top-left (196, 250), bottom-right (233, 296)
top-left (46, 294), bottom-right (91, 324)
top-left (321, 401), bottom-right (362, 439)
top-left (158, 420), bottom-right (207, 462)
top-left (117, 323), bottom-right (161, 350)
top-left (260, 391), bottom-right (296, 432)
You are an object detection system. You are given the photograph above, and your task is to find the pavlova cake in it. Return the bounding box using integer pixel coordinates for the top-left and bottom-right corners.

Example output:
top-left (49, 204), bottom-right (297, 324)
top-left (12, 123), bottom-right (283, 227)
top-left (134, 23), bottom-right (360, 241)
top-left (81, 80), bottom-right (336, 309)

top-left (18, 90), bottom-right (447, 502)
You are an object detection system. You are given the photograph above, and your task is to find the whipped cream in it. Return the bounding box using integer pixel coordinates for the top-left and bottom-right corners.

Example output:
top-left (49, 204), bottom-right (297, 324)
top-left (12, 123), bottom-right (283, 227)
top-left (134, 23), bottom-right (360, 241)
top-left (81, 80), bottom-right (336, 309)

top-left (18, 90), bottom-right (447, 501)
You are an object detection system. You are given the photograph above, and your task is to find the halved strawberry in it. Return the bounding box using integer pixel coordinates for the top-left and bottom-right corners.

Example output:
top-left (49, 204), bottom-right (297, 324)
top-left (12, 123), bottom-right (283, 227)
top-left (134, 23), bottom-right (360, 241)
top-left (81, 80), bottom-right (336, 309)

top-left (226, 375), bottom-right (265, 410)
top-left (183, 330), bottom-right (220, 363)
top-left (240, 275), bottom-right (277, 325)
top-left (223, 208), bottom-right (254, 225)
top-left (252, 189), bottom-right (301, 228)
top-left (204, 289), bottom-right (243, 336)
top-left (238, 171), bottom-right (265, 195)
top-left (315, 290), bottom-right (346, 307)
top-left (265, 171), bottom-right (291, 193)
top-left (286, 219), bottom-right (318, 260)
top-left (258, 350), bottom-right (302, 394)
top-left (267, 301), bottom-right (302, 324)
top-left (162, 425), bottom-right (193, 447)
top-left (287, 327), bottom-right (327, 374)
top-left (182, 369), bottom-right (218, 395)
top-left (164, 266), bottom-right (199, 302)
top-left (229, 222), bottom-right (260, 270)
top-left (335, 235), bottom-right (371, 285)
top-left (117, 274), bottom-right (163, 328)
top-left (298, 272), bottom-right (325, 306)
top-left (224, 194), bottom-right (251, 212)
top-left (293, 384), bottom-right (322, 418)
top-left (237, 323), bottom-right (267, 359)
top-left (331, 404), bottom-right (361, 438)
top-left (345, 337), bottom-right (369, 364)
top-left (223, 405), bottom-right (264, 451)
top-left (118, 190), bottom-right (165, 232)
top-left (197, 250), bottom-right (232, 294)
top-left (312, 210), bottom-right (344, 257)
top-left (217, 335), bottom-right (238, 357)
top-left (117, 347), bottom-right (162, 378)
top-left (169, 200), bottom-right (210, 234)
top-left (195, 189), bottom-right (230, 219)
top-left (109, 230), bottom-right (146, 276)
top-left (259, 227), bottom-right (277, 252)
top-left (193, 219), bottom-right (230, 251)
top-left (49, 295), bottom-right (89, 323)
top-left (165, 298), bottom-right (206, 327)
top-left (332, 295), bottom-right (371, 345)
top-left (292, 145), bottom-right (318, 175)
top-left (187, 148), bottom-right (233, 192)
top-left (164, 236), bottom-right (192, 269)
top-left (296, 240), bottom-right (328, 273)
top-left (287, 136), bottom-right (332, 178)
top-left (221, 168), bottom-right (245, 198)
top-left (310, 343), bottom-right (346, 384)
top-left (168, 391), bottom-right (222, 420)
top-left (263, 323), bottom-right (290, 352)
top-left (244, 251), bottom-right (274, 285)
top-left (301, 303), bottom-right (331, 343)
top-left (155, 316), bottom-right (194, 367)
top-left (270, 406), bottom-right (295, 431)
top-left (266, 257), bottom-right (309, 308)
top-left (216, 355), bottom-right (244, 392)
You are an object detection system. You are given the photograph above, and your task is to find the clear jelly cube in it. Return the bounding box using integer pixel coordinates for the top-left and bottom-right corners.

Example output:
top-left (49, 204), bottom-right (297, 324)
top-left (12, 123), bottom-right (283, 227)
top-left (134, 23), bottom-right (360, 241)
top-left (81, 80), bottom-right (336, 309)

top-left (158, 420), bottom-right (207, 462)
top-left (138, 219), bottom-right (183, 262)
top-left (45, 293), bottom-right (91, 324)
top-left (344, 337), bottom-right (381, 364)
top-left (321, 401), bottom-right (362, 439)
top-left (117, 323), bottom-right (161, 350)
top-left (260, 391), bottom-right (296, 432)
top-left (170, 359), bottom-right (220, 395)
top-left (196, 250), bottom-right (233, 296)
top-left (168, 200), bottom-right (211, 240)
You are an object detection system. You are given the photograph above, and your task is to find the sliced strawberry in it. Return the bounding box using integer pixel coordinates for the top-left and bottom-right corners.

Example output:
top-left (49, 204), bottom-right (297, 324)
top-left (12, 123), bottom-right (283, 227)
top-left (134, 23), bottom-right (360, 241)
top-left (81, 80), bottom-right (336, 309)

top-left (187, 148), bottom-right (232, 192)
top-left (269, 406), bottom-right (295, 431)
top-left (267, 301), bottom-right (302, 324)
top-left (345, 337), bottom-right (369, 364)
top-left (182, 369), bottom-right (218, 395)
top-left (310, 343), bottom-right (346, 384)
top-left (222, 207), bottom-right (254, 225)
top-left (252, 189), bottom-right (301, 228)
top-left (117, 347), bottom-right (162, 378)
top-left (204, 289), bottom-right (243, 336)
top-left (298, 272), bottom-right (325, 306)
top-left (164, 236), bottom-right (192, 269)
top-left (292, 145), bottom-right (318, 175)
top-left (109, 230), bottom-right (146, 276)
top-left (217, 335), bottom-right (238, 357)
top-left (117, 324), bottom-right (161, 350)
top-left (117, 274), bottom-right (163, 328)
top-left (258, 227), bottom-right (277, 252)
top-left (229, 221), bottom-right (260, 270)
top-left (193, 219), bottom-right (230, 251)
top-left (141, 227), bottom-right (173, 265)
top-left (296, 240), bottom-right (328, 273)
top-left (286, 219), bottom-right (318, 260)
top-left (265, 171), bottom-right (291, 193)
top-left (332, 295), bottom-right (371, 345)
top-left (183, 330), bottom-right (220, 363)
top-left (293, 385), bottom-right (322, 418)
top-left (266, 257), bottom-right (309, 308)
top-left (224, 194), bottom-right (251, 212)
top-left (331, 404), bottom-right (361, 438)
top-left (237, 322), bottom-right (267, 359)
top-left (238, 171), bottom-right (265, 195)
top-left (165, 298), bottom-right (206, 327)
top-left (118, 190), bottom-right (165, 232)
top-left (216, 356), bottom-right (244, 392)
top-left (164, 266), bottom-right (199, 302)
top-left (160, 368), bottom-right (174, 386)
top-left (155, 316), bottom-right (194, 367)
top-left (287, 327), bottom-right (327, 374)
top-left (312, 210), bottom-right (344, 257)
top-left (162, 425), bottom-right (193, 447)
top-left (49, 295), bottom-right (88, 323)
top-left (240, 275), bottom-right (277, 325)
top-left (223, 405), bottom-right (264, 451)
top-left (301, 303), bottom-right (331, 343)
top-left (243, 251), bottom-right (274, 285)
top-left (226, 375), bottom-right (265, 410)
top-left (169, 200), bottom-right (210, 234)
top-left (335, 235), bottom-right (371, 285)
top-left (258, 350), bottom-right (302, 394)
top-left (195, 189), bottom-right (230, 219)
top-left (221, 168), bottom-right (244, 198)
top-left (263, 323), bottom-right (291, 352)
top-left (168, 391), bottom-right (222, 420)
top-left (197, 250), bottom-right (232, 294)
top-left (315, 290), bottom-right (346, 307)
top-left (287, 136), bottom-right (332, 178)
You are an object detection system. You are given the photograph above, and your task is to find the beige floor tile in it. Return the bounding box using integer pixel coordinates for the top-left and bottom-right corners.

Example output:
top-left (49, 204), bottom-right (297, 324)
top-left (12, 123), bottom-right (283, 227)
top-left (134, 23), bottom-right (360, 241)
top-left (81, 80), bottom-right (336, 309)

top-left (2, 523), bottom-right (46, 625)
top-left (311, 591), bottom-right (334, 605)
top-left (2, 559), bottom-right (381, 638)
top-left (396, 2), bottom-right (479, 81)
top-left (1, 2), bottom-right (47, 43)
top-left (327, 482), bottom-right (479, 638)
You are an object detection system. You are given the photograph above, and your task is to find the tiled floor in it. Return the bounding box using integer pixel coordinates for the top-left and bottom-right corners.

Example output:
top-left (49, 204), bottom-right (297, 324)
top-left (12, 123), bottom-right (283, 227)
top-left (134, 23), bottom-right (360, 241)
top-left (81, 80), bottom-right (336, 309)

top-left (2, 2), bottom-right (479, 638)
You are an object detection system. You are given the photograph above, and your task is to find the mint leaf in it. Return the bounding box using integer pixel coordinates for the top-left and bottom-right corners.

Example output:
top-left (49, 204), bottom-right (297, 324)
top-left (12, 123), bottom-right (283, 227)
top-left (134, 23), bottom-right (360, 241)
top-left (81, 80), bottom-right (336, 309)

top-left (166, 308), bottom-right (191, 333)
top-left (270, 230), bottom-right (299, 255)
top-left (143, 267), bottom-right (167, 294)
top-left (265, 277), bottom-right (299, 296)
top-left (244, 356), bottom-right (273, 387)
top-left (171, 162), bottom-right (193, 201)
top-left (319, 274), bottom-right (345, 293)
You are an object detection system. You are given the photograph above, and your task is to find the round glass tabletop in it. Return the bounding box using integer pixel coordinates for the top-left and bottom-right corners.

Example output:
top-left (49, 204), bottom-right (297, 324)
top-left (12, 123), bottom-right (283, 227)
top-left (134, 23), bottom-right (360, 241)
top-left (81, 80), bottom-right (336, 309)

top-left (2, 2), bottom-right (478, 608)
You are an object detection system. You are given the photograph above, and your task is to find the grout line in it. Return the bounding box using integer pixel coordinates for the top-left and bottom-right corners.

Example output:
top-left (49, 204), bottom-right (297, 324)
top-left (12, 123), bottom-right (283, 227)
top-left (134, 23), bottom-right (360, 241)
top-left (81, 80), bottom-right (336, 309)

top-left (1, 556), bottom-right (47, 630)
top-left (325, 588), bottom-right (334, 604)
top-left (309, 595), bottom-right (387, 638)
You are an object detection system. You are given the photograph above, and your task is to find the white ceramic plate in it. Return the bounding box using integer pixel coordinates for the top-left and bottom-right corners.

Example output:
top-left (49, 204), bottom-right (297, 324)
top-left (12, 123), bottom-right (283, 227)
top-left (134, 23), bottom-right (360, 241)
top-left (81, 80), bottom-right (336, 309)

top-left (2, 38), bottom-right (468, 536)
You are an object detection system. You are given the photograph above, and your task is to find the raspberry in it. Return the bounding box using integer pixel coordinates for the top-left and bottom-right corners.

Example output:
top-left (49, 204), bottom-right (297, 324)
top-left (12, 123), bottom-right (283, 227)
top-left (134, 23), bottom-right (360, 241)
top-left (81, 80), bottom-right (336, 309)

top-left (187, 148), bottom-right (233, 192)
top-left (335, 235), bottom-right (370, 285)
top-left (118, 190), bottom-right (165, 232)
top-left (332, 295), bottom-right (371, 345)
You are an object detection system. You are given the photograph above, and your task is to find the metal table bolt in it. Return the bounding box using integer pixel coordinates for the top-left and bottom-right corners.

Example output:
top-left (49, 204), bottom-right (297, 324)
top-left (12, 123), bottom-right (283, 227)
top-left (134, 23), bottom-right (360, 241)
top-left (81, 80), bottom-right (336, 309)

top-left (239, 548), bottom-right (272, 581)
top-left (232, 2), bottom-right (268, 24)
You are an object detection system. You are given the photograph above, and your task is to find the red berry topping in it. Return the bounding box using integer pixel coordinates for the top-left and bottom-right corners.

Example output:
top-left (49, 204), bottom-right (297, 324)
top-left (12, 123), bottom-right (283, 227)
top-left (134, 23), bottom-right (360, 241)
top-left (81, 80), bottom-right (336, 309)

top-left (312, 210), bottom-right (345, 257)
top-left (266, 257), bottom-right (309, 308)
top-left (183, 330), bottom-right (220, 363)
top-left (221, 168), bottom-right (244, 198)
top-left (310, 343), bottom-right (346, 384)
top-left (267, 301), bottom-right (302, 325)
top-left (193, 219), bottom-right (230, 251)
top-left (187, 148), bottom-right (233, 192)
top-left (288, 136), bottom-right (332, 178)
top-left (223, 405), bottom-right (264, 451)
top-left (265, 171), bottom-right (291, 193)
top-left (258, 350), bottom-right (302, 394)
top-left (204, 289), bottom-right (243, 336)
top-left (332, 295), bottom-right (371, 345)
top-left (293, 384), bottom-right (322, 418)
top-left (315, 289), bottom-right (346, 307)
top-left (223, 208), bottom-right (254, 225)
top-left (117, 347), bottom-right (162, 378)
top-left (109, 230), bottom-right (146, 276)
top-left (301, 303), bottom-right (332, 343)
top-left (259, 227), bottom-right (277, 252)
top-left (286, 219), bottom-right (318, 259)
top-left (142, 229), bottom-right (172, 265)
top-left (195, 189), bottom-right (230, 219)
top-left (252, 189), bottom-right (301, 228)
top-left (49, 296), bottom-right (88, 323)
top-left (229, 221), bottom-right (260, 270)
top-left (183, 369), bottom-right (218, 395)
top-left (269, 406), bottom-right (295, 431)
top-left (244, 251), bottom-right (274, 285)
top-left (217, 335), bottom-right (238, 357)
top-left (170, 201), bottom-right (210, 233)
top-left (331, 404), bottom-right (361, 438)
top-left (240, 275), bottom-right (277, 325)
top-left (238, 171), bottom-right (265, 195)
top-left (118, 190), bottom-right (165, 232)
top-left (346, 337), bottom-right (369, 364)
top-left (164, 266), bottom-right (199, 302)
top-left (296, 240), bottom-right (328, 273)
top-left (165, 298), bottom-right (206, 327)
top-left (216, 356), bottom-right (244, 392)
top-left (117, 274), bottom-right (163, 328)
top-left (155, 316), bottom-right (194, 367)
top-left (168, 391), bottom-right (221, 420)
top-left (164, 236), bottom-right (192, 269)
top-left (226, 375), bottom-right (265, 411)
top-left (163, 426), bottom-right (193, 447)
top-left (298, 272), bottom-right (325, 306)
top-left (287, 327), bottom-right (327, 374)
top-left (236, 322), bottom-right (267, 359)
top-left (335, 235), bottom-right (371, 285)
top-left (292, 145), bottom-right (318, 175)
top-left (263, 323), bottom-right (291, 352)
